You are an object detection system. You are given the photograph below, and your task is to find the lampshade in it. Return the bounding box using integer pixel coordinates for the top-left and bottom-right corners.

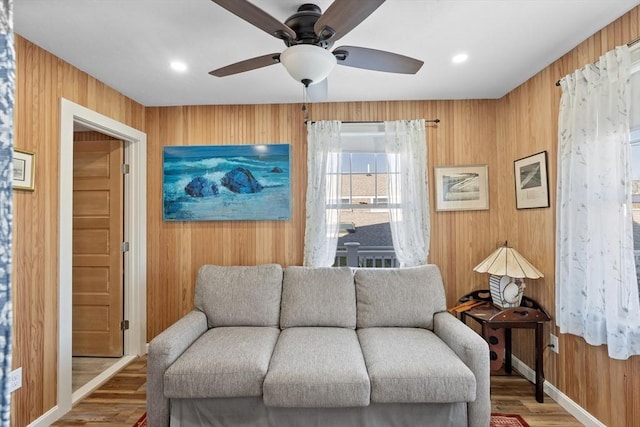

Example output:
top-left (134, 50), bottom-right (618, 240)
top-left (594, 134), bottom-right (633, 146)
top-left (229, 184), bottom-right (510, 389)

top-left (473, 244), bottom-right (543, 279)
top-left (280, 44), bottom-right (337, 86)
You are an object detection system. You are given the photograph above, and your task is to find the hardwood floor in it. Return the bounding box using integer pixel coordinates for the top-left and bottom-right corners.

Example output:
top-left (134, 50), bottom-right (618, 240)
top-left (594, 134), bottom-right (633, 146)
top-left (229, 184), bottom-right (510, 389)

top-left (52, 356), bottom-right (584, 426)
top-left (52, 357), bottom-right (147, 426)
top-left (490, 373), bottom-right (584, 426)
top-left (73, 357), bottom-right (124, 392)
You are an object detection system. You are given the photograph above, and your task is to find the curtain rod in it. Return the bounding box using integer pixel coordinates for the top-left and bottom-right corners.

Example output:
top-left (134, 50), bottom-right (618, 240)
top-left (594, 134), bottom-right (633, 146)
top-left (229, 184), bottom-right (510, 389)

top-left (305, 119), bottom-right (441, 125)
top-left (555, 36), bottom-right (640, 87)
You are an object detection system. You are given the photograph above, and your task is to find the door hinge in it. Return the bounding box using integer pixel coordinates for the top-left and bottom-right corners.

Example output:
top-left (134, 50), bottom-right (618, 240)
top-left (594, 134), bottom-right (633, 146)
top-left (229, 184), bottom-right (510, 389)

top-left (121, 242), bottom-right (130, 252)
top-left (121, 320), bottom-right (130, 331)
top-left (121, 163), bottom-right (130, 174)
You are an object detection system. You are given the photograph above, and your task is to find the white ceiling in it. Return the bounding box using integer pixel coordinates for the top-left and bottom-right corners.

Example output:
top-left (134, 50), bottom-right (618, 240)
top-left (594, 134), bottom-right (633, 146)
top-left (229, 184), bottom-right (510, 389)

top-left (14, 0), bottom-right (640, 106)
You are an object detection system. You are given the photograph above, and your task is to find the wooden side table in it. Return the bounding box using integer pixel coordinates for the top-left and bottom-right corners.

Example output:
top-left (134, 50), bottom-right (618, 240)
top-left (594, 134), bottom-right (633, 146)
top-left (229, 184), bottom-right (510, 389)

top-left (456, 289), bottom-right (551, 403)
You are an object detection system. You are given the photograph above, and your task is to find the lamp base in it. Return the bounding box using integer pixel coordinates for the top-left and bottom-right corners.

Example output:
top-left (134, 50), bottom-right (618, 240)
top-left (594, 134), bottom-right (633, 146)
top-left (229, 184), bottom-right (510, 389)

top-left (489, 275), bottom-right (525, 309)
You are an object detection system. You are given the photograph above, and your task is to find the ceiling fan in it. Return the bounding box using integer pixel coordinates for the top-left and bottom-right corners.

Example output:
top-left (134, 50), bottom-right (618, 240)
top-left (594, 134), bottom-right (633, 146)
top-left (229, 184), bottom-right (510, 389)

top-left (208, 0), bottom-right (424, 101)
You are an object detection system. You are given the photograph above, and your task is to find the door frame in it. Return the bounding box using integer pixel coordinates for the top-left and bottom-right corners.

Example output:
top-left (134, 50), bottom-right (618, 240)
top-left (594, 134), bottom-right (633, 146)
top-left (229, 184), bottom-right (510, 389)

top-left (38, 98), bottom-right (147, 425)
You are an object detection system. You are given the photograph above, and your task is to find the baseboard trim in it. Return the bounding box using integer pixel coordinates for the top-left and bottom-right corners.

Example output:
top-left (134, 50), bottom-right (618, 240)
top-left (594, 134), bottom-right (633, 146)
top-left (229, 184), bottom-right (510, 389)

top-left (72, 355), bottom-right (137, 404)
top-left (27, 406), bottom-right (59, 427)
top-left (511, 356), bottom-right (605, 427)
top-left (29, 355), bottom-right (138, 426)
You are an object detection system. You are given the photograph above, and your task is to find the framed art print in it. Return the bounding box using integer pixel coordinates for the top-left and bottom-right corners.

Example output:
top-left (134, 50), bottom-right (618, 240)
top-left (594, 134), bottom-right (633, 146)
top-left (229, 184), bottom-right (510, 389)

top-left (434, 164), bottom-right (489, 211)
top-left (13, 149), bottom-right (35, 191)
top-left (514, 151), bottom-right (549, 209)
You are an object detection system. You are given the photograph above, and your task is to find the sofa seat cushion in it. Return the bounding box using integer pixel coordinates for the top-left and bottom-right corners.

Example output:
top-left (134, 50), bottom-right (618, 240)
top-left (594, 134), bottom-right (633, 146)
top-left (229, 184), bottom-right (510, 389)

top-left (263, 327), bottom-right (370, 408)
top-left (357, 327), bottom-right (476, 403)
top-left (164, 327), bottom-right (280, 399)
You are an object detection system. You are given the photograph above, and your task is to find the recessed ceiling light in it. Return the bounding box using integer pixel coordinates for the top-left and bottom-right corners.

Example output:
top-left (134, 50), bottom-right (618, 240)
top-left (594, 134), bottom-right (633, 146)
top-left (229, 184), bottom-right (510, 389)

top-left (170, 61), bottom-right (188, 72)
top-left (452, 53), bottom-right (469, 64)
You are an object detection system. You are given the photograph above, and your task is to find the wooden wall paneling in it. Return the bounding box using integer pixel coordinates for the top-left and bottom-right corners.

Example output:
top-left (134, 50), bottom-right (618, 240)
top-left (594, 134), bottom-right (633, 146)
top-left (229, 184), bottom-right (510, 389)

top-left (42, 36), bottom-right (59, 417)
top-left (143, 107), bottom-right (162, 334)
top-left (144, 103), bottom-right (309, 338)
top-left (499, 71), bottom-right (559, 380)
top-left (494, 7), bottom-right (640, 427)
top-left (13, 36), bottom-right (145, 427)
top-left (587, 346), bottom-right (613, 425)
top-left (15, 36), bottom-right (54, 424)
top-left (559, 335), bottom-right (585, 410)
top-left (146, 107), bottom-right (184, 338)
top-left (499, 56), bottom-right (558, 383)
top-left (628, 354), bottom-right (640, 425)
top-left (440, 99), bottom-right (494, 301)
top-left (427, 101), bottom-right (454, 281)
top-left (143, 99), bottom-right (499, 339)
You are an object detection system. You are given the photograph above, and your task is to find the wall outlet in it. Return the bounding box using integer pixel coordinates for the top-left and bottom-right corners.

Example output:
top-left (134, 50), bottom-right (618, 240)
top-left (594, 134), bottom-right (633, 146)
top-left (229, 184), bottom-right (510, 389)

top-left (550, 333), bottom-right (559, 354)
top-left (8, 367), bottom-right (22, 393)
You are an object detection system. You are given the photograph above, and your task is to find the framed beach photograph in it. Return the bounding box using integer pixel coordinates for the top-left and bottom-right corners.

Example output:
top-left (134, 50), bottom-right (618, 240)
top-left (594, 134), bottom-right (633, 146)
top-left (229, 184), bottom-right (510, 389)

top-left (514, 151), bottom-right (549, 209)
top-left (13, 149), bottom-right (35, 191)
top-left (434, 164), bottom-right (489, 211)
top-left (163, 144), bottom-right (291, 221)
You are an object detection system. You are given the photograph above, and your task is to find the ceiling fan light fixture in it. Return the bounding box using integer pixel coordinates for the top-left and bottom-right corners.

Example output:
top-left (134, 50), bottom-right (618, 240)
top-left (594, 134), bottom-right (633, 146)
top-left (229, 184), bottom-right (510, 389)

top-left (280, 44), bottom-right (336, 86)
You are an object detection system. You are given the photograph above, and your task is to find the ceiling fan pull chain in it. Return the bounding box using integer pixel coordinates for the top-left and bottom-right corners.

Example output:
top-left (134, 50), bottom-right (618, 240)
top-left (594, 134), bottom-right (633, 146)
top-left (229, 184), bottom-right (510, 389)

top-left (302, 84), bottom-right (309, 122)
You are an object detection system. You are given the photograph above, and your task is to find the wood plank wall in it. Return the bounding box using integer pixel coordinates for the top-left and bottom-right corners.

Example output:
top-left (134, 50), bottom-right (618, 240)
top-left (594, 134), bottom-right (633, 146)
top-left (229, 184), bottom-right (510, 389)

top-left (11, 5), bottom-right (640, 426)
top-left (495, 7), bottom-right (640, 427)
top-left (144, 100), bottom-right (498, 339)
top-left (12, 36), bottom-right (145, 427)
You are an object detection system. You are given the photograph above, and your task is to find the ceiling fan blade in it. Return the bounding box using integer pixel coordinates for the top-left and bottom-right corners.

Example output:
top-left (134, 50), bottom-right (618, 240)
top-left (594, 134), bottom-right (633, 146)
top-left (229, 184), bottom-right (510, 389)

top-left (314, 0), bottom-right (385, 42)
top-left (211, 0), bottom-right (296, 41)
top-left (306, 79), bottom-right (328, 102)
top-left (209, 53), bottom-right (281, 77)
top-left (333, 46), bottom-right (423, 74)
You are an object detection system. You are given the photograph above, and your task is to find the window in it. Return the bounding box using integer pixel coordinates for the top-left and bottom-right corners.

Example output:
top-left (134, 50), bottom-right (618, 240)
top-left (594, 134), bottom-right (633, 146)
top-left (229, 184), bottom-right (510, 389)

top-left (305, 120), bottom-right (429, 269)
top-left (333, 124), bottom-right (397, 268)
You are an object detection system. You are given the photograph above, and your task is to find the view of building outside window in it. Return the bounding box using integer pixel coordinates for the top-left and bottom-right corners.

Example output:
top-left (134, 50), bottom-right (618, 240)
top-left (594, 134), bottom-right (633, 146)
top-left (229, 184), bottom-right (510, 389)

top-left (334, 152), bottom-right (397, 267)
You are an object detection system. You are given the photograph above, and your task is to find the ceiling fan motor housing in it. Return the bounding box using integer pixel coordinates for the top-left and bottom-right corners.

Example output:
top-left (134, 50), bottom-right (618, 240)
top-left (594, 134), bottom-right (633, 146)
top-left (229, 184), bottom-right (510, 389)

top-left (284, 3), bottom-right (334, 48)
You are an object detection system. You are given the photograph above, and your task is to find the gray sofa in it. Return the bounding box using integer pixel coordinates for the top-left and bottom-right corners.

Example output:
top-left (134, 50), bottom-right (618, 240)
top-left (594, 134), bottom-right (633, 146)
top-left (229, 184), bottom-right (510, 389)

top-left (148, 264), bottom-right (490, 427)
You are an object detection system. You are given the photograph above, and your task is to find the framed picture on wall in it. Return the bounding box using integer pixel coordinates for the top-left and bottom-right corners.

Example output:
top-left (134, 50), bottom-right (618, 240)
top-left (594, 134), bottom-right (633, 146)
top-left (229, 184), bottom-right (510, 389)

top-left (514, 151), bottom-right (550, 209)
top-left (434, 164), bottom-right (489, 211)
top-left (162, 144), bottom-right (291, 221)
top-left (13, 149), bottom-right (35, 191)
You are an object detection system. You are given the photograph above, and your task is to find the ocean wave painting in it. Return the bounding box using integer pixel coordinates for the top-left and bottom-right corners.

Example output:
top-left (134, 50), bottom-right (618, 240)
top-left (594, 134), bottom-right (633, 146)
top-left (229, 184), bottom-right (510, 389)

top-left (163, 144), bottom-right (291, 221)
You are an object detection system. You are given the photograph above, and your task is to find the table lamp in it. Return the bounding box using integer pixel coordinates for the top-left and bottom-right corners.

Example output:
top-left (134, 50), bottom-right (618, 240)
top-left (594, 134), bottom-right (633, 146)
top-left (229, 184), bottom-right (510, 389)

top-left (473, 242), bottom-right (543, 308)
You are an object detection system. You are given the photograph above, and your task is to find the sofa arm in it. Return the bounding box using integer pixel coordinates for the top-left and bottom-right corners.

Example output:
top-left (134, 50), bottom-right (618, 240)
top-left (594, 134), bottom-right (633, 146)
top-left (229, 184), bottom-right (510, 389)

top-left (434, 311), bottom-right (490, 427)
top-left (147, 310), bottom-right (208, 427)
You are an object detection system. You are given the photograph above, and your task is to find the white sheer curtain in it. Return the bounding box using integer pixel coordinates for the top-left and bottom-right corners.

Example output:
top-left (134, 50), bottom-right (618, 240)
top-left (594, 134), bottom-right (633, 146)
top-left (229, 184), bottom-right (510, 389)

top-left (303, 121), bottom-right (342, 267)
top-left (556, 45), bottom-right (640, 360)
top-left (385, 120), bottom-right (430, 267)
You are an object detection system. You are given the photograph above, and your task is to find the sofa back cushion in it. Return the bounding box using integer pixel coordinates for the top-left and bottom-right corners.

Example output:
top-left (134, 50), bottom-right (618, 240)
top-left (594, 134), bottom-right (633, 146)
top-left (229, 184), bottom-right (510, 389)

top-left (355, 264), bottom-right (446, 329)
top-left (195, 264), bottom-right (283, 327)
top-left (280, 266), bottom-right (356, 328)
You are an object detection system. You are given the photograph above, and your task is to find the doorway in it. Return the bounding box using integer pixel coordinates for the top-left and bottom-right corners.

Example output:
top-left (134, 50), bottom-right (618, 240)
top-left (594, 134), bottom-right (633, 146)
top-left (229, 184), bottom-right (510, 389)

top-left (72, 133), bottom-right (125, 391)
top-left (30, 99), bottom-right (148, 427)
